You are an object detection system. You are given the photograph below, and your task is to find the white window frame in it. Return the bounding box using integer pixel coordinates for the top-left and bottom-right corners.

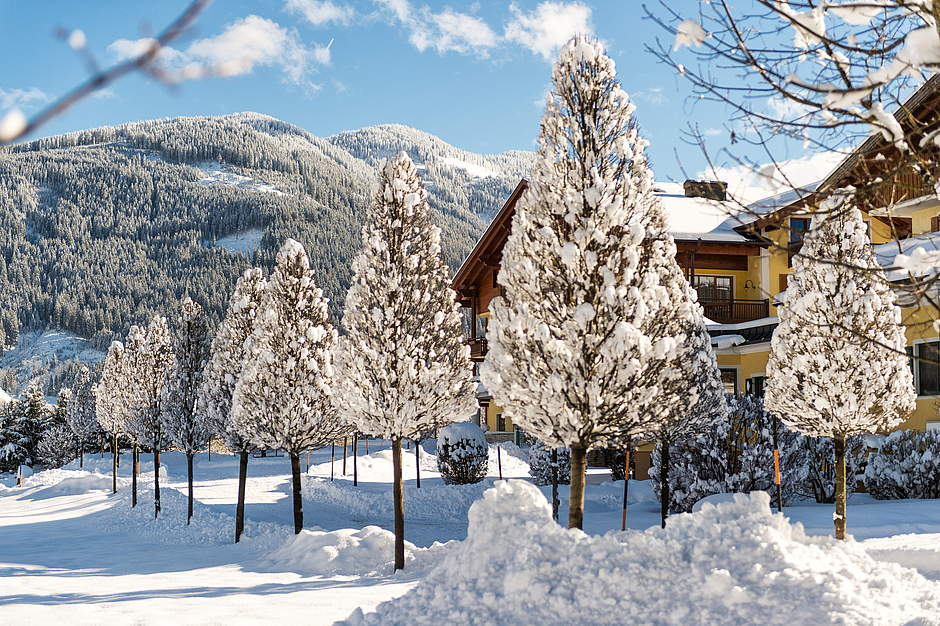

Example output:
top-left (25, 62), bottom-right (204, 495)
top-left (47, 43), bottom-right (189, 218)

top-left (692, 274), bottom-right (735, 300)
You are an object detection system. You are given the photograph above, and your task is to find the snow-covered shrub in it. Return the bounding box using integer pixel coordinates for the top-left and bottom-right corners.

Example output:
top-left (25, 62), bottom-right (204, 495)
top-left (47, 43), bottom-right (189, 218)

top-left (802, 435), bottom-right (865, 503)
top-left (864, 430), bottom-right (940, 500)
top-left (650, 395), bottom-right (807, 513)
top-left (528, 440), bottom-right (570, 486)
top-left (36, 424), bottom-right (78, 468)
top-left (436, 422), bottom-right (488, 485)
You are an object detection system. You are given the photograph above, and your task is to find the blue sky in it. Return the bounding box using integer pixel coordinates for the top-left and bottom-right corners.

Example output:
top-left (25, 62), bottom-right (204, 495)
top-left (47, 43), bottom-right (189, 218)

top-left (0, 0), bottom-right (812, 189)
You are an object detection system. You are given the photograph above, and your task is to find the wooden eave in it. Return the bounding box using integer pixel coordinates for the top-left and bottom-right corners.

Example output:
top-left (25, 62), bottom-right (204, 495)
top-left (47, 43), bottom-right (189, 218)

top-left (451, 179), bottom-right (528, 297)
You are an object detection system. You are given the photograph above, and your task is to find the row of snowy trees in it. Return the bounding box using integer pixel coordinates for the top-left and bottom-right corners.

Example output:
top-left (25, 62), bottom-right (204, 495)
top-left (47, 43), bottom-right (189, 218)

top-left (476, 35), bottom-right (916, 541)
top-left (83, 148), bottom-right (475, 567)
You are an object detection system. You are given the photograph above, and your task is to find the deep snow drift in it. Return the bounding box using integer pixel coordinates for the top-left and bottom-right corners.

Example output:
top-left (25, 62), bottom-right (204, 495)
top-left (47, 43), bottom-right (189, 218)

top-left (345, 481), bottom-right (940, 626)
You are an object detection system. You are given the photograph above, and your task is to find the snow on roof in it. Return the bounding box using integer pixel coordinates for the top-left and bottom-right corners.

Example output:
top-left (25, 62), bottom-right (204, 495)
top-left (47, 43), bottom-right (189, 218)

top-left (873, 231), bottom-right (940, 281)
top-left (0, 388), bottom-right (10, 405)
top-left (654, 182), bottom-right (754, 243)
top-left (744, 182), bottom-right (822, 224)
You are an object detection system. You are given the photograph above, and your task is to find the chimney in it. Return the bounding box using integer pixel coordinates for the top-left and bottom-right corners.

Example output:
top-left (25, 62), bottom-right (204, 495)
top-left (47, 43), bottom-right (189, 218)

top-left (683, 180), bottom-right (728, 201)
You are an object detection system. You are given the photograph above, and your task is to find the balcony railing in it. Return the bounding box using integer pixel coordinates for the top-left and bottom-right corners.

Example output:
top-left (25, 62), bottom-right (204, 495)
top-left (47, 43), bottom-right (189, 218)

top-left (467, 337), bottom-right (488, 359)
top-left (700, 298), bottom-right (769, 325)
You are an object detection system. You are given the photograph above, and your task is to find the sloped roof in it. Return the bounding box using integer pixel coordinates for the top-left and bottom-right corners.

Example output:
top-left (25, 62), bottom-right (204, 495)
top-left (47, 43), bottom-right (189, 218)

top-left (873, 231), bottom-right (940, 280)
top-left (655, 182), bottom-right (755, 243)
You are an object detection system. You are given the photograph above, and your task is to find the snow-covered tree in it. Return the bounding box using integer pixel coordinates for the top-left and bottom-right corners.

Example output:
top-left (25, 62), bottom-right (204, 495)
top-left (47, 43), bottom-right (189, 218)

top-left (480, 36), bottom-right (716, 529)
top-left (50, 387), bottom-right (71, 428)
top-left (802, 435), bottom-right (864, 504)
top-left (0, 384), bottom-right (51, 470)
top-left (66, 366), bottom-right (100, 468)
top-left (528, 441), bottom-right (570, 486)
top-left (334, 152), bottom-right (476, 570)
top-left (124, 316), bottom-right (174, 519)
top-left (161, 297), bottom-right (213, 524)
top-left (198, 268), bottom-right (266, 542)
top-left (36, 424), bottom-right (78, 468)
top-left (765, 192), bottom-right (916, 539)
top-left (233, 240), bottom-right (345, 535)
top-left (96, 341), bottom-right (128, 494)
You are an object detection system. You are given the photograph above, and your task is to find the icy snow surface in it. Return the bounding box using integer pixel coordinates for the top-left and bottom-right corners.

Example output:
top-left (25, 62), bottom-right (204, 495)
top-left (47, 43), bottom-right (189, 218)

top-left (196, 161), bottom-right (284, 194)
top-left (442, 157), bottom-right (499, 179)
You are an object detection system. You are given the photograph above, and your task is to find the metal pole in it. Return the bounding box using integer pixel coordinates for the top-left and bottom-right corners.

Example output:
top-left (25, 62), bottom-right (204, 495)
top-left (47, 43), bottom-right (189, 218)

top-left (773, 415), bottom-right (783, 512)
top-left (497, 444), bottom-right (503, 480)
top-left (551, 448), bottom-right (559, 522)
top-left (330, 441), bottom-right (335, 481)
top-left (621, 447), bottom-right (631, 531)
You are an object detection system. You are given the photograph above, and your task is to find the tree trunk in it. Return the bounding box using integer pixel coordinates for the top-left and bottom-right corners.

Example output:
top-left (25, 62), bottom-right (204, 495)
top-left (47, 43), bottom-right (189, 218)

top-left (112, 434), bottom-right (118, 494)
top-left (834, 434), bottom-right (847, 541)
top-left (660, 441), bottom-right (670, 529)
top-left (414, 438), bottom-right (420, 489)
top-left (354, 434), bottom-right (359, 487)
top-left (186, 452), bottom-right (194, 525)
top-left (154, 449), bottom-right (161, 519)
top-left (235, 451), bottom-right (248, 543)
top-left (132, 442), bottom-right (138, 508)
top-left (290, 452), bottom-right (303, 534)
top-left (551, 448), bottom-right (559, 522)
top-left (568, 444), bottom-right (587, 530)
top-left (621, 447), bottom-right (631, 531)
top-left (330, 441), bottom-right (335, 481)
top-left (207, 437), bottom-right (212, 463)
top-left (365, 437), bottom-right (369, 454)
top-left (392, 437), bottom-right (405, 571)
top-left (342, 437), bottom-right (347, 475)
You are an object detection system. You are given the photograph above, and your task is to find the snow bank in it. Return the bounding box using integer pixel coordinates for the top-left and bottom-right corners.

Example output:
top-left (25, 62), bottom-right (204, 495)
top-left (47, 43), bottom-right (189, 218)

top-left (864, 533), bottom-right (940, 580)
top-left (262, 526), bottom-right (453, 577)
top-left (344, 481), bottom-right (940, 625)
top-left (24, 473), bottom-right (113, 499)
top-left (303, 476), bottom-right (491, 524)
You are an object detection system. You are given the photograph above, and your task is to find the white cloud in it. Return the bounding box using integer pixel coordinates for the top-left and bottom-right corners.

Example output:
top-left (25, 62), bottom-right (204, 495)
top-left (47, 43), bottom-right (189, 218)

top-left (374, 0), bottom-right (412, 23)
top-left (285, 0), bottom-right (354, 26)
top-left (504, 1), bottom-right (593, 60)
top-left (107, 38), bottom-right (190, 70)
top-left (0, 87), bottom-right (50, 111)
top-left (421, 9), bottom-right (498, 55)
top-left (636, 87), bottom-right (665, 105)
top-left (109, 16), bottom-right (330, 86)
top-left (700, 151), bottom-right (846, 204)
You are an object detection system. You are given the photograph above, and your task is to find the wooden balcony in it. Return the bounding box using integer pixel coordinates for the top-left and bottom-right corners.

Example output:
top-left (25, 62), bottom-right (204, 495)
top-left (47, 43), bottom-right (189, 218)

top-left (467, 337), bottom-right (488, 359)
top-left (700, 298), bottom-right (770, 325)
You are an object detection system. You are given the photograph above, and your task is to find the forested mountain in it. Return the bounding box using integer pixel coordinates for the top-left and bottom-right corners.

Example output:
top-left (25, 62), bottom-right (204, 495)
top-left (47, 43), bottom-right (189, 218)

top-left (0, 113), bottom-right (534, 358)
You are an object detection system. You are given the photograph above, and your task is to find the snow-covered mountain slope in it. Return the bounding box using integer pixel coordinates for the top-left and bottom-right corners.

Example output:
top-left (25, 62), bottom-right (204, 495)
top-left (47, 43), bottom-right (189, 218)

top-left (0, 114), bottom-right (533, 376)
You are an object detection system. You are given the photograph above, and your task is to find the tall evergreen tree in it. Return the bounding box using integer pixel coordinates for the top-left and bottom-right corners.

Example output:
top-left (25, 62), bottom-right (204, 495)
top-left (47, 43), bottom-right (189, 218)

top-left (335, 152), bottom-right (476, 570)
top-left (65, 366), bottom-right (100, 469)
top-left (481, 36), bottom-right (709, 529)
top-left (125, 316), bottom-right (174, 519)
top-left (765, 192), bottom-right (916, 540)
top-left (199, 268), bottom-right (267, 542)
top-left (95, 341), bottom-right (128, 494)
top-left (233, 240), bottom-right (346, 534)
top-left (161, 297), bottom-right (213, 525)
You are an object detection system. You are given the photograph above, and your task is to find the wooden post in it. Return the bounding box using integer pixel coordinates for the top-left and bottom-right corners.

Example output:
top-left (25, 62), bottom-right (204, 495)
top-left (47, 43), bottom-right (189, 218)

top-left (112, 433), bottom-right (118, 494)
top-left (207, 437), bottom-right (211, 463)
top-left (330, 441), bottom-right (335, 481)
top-left (342, 437), bottom-right (347, 475)
top-left (235, 451), bottom-right (248, 543)
top-left (773, 415), bottom-right (783, 513)
top-left (497, 444), bottom-right (503, 480)
top-left (132, 441), bottom-right (139, 508)
top-left (365, 437), bottom-right (369, 454)
top-left (154, 449), bottom-right (161, 520)
top-left (415, 437), bottom-right (421, 489)
top-left (186, 452), bottom-right (194, 525)
top-left (660, 441), bottom-right (670, 529)
top-left (621, 447), bottom-right (631, 531)
top-left (290, 452), bottom-right (303, 534)
top-left (353, 434), bottom-right (359, 487)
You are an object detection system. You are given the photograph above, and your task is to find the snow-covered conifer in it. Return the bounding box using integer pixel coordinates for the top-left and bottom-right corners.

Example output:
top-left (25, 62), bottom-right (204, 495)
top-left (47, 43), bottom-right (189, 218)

top-left (198, 268), bottom-right (266, 542)
top-left (335, 152), bottom-right (476, 569)
top-left (481, 36), bottom-right (715, 529)
top-left (765, 192), bottom-right (916, 539)
top-left (233, 240), bottom-right (345, 535)
top-left (66, 365), bottom-right (100, 468)
top-left (161, 297), bottom-right (213, 524)
top-left (124, 316), bottom-right (174, 518)
top-left (95, 341), bottom-right (128, 493)
top-left (436, 422), bottom-right (488, 485)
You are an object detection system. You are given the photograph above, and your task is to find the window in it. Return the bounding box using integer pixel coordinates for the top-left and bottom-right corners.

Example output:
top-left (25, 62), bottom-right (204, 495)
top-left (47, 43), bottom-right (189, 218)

top-left (719, 368), bottom-right (738, 394)
top-left (746, 375), bottom-right (766, 398)
top-left (693, 275), bottom-right (733, 301)
top-left (927, 422), bottom-right (940, 432)
top-left (932, 215), bottom-right (940, 233)
top-left (788, 217), bottom-right (811, 266)
top-left (496, 413), bottom-right (506, 432)
top-left (475, 315), bottom-right (488, 340)
top-left (917, 341), bottom-right (940, 396)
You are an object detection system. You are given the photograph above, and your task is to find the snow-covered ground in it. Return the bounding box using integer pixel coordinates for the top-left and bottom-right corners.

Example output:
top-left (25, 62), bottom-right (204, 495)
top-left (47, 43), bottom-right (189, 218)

top-left (196, 161), bottom-right (284, 195)
top-left (212, 228), bottom-right (265, 255)
top-left (2, 442), bottom-right (940, 624)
